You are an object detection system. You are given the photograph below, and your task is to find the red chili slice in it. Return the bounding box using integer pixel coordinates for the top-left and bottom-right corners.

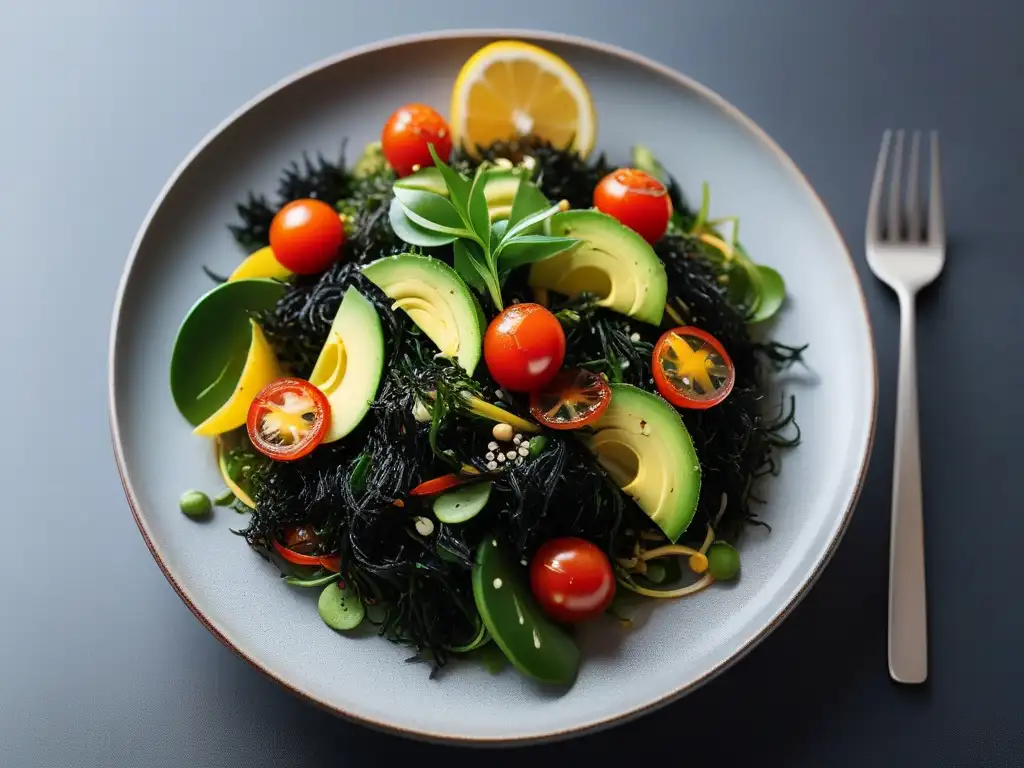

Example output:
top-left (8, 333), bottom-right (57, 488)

top-left (246, 378), bottom-right (331, 461)
top-left (652, 326), bottom-right (736, 409)
top-left (528, 368), bottom-right (612, 430)
top-left (409, 474), bottom-right (464, 497)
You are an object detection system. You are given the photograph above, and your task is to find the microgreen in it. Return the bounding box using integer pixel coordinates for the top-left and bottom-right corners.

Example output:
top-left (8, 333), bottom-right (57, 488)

top-left (389, 145), bottom-right (580, 309)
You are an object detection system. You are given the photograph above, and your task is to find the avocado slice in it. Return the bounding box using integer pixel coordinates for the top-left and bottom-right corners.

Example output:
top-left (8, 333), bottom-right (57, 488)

top-left (472, 536), bottom-right (580, 685)
top-left (582, 384), bottom-right (701, 543)
top-left (362, 253), bottom-right (482, 375)
top-left (529, 210), bottom-right (668, 325)
top-left (393, 167), bottom-right (525, 220)
top-left (308, 287), bottom-right (384, 442)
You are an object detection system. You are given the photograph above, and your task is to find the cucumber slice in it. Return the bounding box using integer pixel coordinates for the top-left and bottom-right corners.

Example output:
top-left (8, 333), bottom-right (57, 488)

top-left (434, 481), bottom-right (492, 524)
top-left (317, 582), bottom-right (365, 631)
top-left (472, 537), bottom-right (580, 685)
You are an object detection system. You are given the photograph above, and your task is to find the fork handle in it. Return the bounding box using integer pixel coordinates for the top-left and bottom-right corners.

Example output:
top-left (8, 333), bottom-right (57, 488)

top-left (888, 290), bottom-right (928, 683)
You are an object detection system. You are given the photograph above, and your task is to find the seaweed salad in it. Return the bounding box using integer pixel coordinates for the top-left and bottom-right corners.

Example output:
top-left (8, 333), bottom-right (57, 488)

top-left (168, 40), bottom-right (802, 686)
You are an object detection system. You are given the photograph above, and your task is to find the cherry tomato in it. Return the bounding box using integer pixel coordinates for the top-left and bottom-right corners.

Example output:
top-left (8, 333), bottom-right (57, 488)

top-left (381, 103), bottom-right (453, 177)
top-left (529, 537), bottom-right (616, 624)
top-left (269, 199), bottom-right (345, 275)
top-left (246, 378), bottom-right (331, 461)
top-left (529, 368), bottom-right (611, 430)
top-left (593, 168), bottom-right (673, 244)
top-left (652, 326), bottom-right (736, 409)
top-left (484, 303), bottom-right (566, 392)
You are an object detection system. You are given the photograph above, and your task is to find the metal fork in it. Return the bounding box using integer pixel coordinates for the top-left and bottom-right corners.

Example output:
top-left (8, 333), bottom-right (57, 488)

top-left (866, 130), bottom-right (944, 684)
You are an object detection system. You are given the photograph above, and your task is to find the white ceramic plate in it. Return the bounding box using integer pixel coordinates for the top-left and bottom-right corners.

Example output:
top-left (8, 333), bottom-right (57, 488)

top-left (109, 30), bottom-right (876, 744)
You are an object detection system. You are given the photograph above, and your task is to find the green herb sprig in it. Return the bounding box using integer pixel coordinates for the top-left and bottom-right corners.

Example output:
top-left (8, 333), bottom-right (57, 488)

top-left (389, 146), bottom-right (580, 309)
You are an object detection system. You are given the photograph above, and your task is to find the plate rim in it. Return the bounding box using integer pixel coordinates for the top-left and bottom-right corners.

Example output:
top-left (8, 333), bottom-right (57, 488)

top-left (107, 27), bottom-right (878, 746)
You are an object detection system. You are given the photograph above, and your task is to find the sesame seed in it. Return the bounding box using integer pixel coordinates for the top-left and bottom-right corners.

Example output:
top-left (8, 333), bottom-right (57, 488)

top-left (630, 332), bottom-right (641, 342)
top-left (486, 460), bottom-right (498, 470)
top-left (487, 441), bottom-right (499, 451)
top-left (506, 451), bottom-right (517, 460)
top-left (518, 446), bottom-right (529, 457)
top-left (414, 517), bottom-right (434, 536)
top-left (485, 452), bottom-right (495, 461)
top-left (520, 439), bottom-right (530, 450)
top-left (513, 435), bottom-right (522, 445)
top-left (497, 454), bottom-right (506, 463)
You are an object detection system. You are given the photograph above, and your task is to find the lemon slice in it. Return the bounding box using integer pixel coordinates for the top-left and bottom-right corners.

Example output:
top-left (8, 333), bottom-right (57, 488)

top-left (450, 40), bottom-right (595, 157)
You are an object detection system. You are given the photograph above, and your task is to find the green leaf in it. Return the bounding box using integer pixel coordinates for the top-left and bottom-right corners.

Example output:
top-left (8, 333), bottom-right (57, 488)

top-left (393, 187), bottom-right (473, 237)
top-left (501, 202), bottom-right (563, 244)
top-left (467, 169), bottom-right (492, 251)
top-left (393, 166), bottom-right (446, 194)
top-left (491, 219), bottom-right (510, 242)
top-left (507, 177), bottom-right (551, 233)
top-left (453, 240), bottom-right (489, 293)
top-left (749, 264), bottom-right (786, 323)
top-left (428, 145), bottom-right (473, 222)
top-left (388, 197), bottom-right (457, 247)
top-left (631, 144), bottom-right (666, 183)
top-left (496, 235), bottom-right (580, 270)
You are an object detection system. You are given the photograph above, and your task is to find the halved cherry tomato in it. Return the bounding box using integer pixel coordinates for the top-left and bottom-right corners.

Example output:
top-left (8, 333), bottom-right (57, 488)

top-left (246, 378), bottom-right (331, 461)
top-left (593, 168), bottom-right (673, 244)
top-left (529, 368), bottom-right (611, 430)
top-left (269, 199), bottom-right (345, 275)
top-left (409, 473), bottom-right (464, 497)
top-left (272, 539), bottom-right (342, 573)
top-left (652, 326), bottom-right (736, 409)
top-left (381, 103), bottom-right (453, 177)
top-left (529, 537), bottom-right (616, 624)
top-left (484, 303), bottom-right (566, 393)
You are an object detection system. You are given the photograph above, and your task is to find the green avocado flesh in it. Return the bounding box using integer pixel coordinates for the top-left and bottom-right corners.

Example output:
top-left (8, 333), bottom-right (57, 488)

top-left (308, 287), bottom-right (384, 442)
top-left (583, 384), bottom-right (701, 543)
top-left (362, 253), bottom-right (482, 375)
top-left (529, 210), bottom-right (667, 325)
top-left (394, 167), bottom-right (525, 219)
top-left (170, 278), bottom-right (285, 426)
top-left (472, 537), bottom-right (580, 686)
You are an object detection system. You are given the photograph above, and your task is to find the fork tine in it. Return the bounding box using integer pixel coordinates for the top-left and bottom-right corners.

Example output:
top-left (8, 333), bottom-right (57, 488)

top-left (866, 130), bottom-right (892, 242)
top-left (906, 131), bottom-right (922, 241)
top-left (928, 131), bottom-right (944, 245)
top-left (887, 130), bottom-right (905, 240)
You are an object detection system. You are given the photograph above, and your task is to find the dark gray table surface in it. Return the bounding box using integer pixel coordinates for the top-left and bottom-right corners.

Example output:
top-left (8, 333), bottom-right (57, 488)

top-left (2, 1), bottom-right (1021, 765)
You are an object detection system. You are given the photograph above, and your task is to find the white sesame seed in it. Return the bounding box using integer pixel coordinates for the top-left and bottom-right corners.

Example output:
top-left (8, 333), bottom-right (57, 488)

top-left (513, 435), bottom-right (522, 445)
top-left (495, 389), bottom-right (504, 400)
top-left (630, 332), bottom-right (641, 342)
top-left (492, 578), bottom-right (503, 589)
top-left (486, 460), bottom-right (498, 470)
top-left (414, 517), bottom-right (434, 536)
top-left (518, 446), bottom-right (529, 457)
top-left (520, 439), bottom-right (530, 450)
top-left (515, 457), bottom-right (524, 466)
top-left (506, 451), bottom-right (517, 460)
top-left (485, 452), bottom-right (495, 461)
top-left (621, 360), bottom-right (630, 369)
top-left (487, 441), bottom-right (499, 451)
top-left (497, 454), bottom-right (506, 463)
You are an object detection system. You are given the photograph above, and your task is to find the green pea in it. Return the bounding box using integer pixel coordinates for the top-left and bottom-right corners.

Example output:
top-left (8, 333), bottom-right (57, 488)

top-left (644, 561), bottom-right (668, 584)
top-left (213, 488), bottom-right (235, 506)
top-left (707, 541), bottom-right (740, 581)
top-left (318, 581), bottom-right (365, 631)
top-left (179, 490), bottom-right (212, 519)
top-left (528, 435), bottom-right (548, 458)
